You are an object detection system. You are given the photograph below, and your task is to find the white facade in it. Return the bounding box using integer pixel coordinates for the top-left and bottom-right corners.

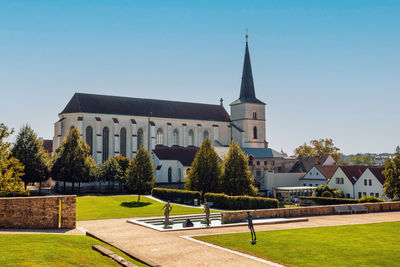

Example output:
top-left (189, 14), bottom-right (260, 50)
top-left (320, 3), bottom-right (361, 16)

top-left (53, 113), bottom-right (231, 165)
top-left (354, 169), bottom-right (387, 200)
top-left (230, 102), bottom-right (267, 148)
top-left (299, 166), bottom-right (329, 187)
top-left (328, 168), bottom-right (356, 198)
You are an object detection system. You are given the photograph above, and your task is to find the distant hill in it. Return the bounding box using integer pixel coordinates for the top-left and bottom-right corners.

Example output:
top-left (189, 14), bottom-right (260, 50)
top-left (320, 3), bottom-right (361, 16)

top-left (340, 152), bottom-right (395, 166)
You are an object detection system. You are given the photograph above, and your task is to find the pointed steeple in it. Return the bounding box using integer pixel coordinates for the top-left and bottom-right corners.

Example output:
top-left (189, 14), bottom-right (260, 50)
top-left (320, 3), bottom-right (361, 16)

top-left (231, 35), bottom-right (265, 105)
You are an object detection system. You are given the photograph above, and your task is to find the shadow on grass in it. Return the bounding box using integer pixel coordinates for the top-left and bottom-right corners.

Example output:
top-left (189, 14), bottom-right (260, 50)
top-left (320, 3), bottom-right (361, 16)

top-left (120, 201), bottom-right (151, 208)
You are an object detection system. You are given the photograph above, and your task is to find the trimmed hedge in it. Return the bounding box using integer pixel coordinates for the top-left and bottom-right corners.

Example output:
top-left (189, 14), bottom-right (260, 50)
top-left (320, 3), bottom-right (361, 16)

top-left (300, 196), bottom-right (384, 205)
top-left (152, 188), bottom-right (201, 205)
top-left (204, 193), bottom-right (279, 210)
top-left (358, 196), bottom-right (385, 203)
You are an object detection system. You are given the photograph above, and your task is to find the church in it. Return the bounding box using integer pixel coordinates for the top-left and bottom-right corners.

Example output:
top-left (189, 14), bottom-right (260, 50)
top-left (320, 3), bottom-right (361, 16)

top-left (53, 37), bottom-right (285, 188)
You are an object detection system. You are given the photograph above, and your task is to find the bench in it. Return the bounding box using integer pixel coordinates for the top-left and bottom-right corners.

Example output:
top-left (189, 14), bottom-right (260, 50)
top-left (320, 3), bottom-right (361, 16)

top-left (350, 205), bottom-right (368, 214)
top-left (334, 205), bottom-right (351, 215)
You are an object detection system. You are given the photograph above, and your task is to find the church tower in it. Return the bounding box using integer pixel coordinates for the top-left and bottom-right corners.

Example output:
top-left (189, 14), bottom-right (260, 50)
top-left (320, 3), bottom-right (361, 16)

top-left (230, 36), bottom-right (268, 148)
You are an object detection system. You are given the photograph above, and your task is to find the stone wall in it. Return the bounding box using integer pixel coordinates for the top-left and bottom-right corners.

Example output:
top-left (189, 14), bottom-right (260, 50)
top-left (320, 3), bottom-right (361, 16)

top-left (0, 195), bottom-right (76, 229)
top-left (221, 201), bottom-right (400, 224)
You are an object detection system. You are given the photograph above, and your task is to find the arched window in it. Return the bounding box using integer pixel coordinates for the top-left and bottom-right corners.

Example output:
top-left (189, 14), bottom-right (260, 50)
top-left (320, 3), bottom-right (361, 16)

top-left (188, 130), bottom-right (194, 146)
top-left (156, 128), bottom-right (163, 145)
top-left (102, 127), bottom-right (109, 162)
top-left (85, 126), bottom-right (93, 155)
top-left (253, 126), bottom-right (258, 139)
top-left (203, 130), bottom-right (209, 140)
top-left (137, 129), bottom-right (143, 150)
top-left (173, 129), bottom-right (179, 145)
top-left (120, 128), bottom-right (127, 157)
top-left (248, 155), bottom-right (254, 166)
top-left (253, 112), bottom-right (257, 119)
top-left (168, 167), bottom-right (172, 183)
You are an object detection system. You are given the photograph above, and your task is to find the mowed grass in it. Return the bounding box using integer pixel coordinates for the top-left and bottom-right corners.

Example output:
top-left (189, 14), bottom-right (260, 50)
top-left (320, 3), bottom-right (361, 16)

top-left (0, 234), bottom-right (147, 267)
top-left (77, 195), bottom-right (211, 220)
top-left (196, 222), bottom-right (400, 267)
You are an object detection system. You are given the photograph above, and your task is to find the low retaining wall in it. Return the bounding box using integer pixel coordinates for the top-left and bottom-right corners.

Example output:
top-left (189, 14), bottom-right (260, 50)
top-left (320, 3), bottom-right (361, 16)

top-left (221, 201), bottom-right (400, 224)
top-left (0, 195), bottom-right (76, 229)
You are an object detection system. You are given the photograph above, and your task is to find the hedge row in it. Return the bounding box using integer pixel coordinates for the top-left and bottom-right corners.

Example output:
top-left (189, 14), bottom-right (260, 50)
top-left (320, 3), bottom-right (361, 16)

top-left (300, 196), bottom-right (384, 205)
top-left (204, 193), bottom-right (279, 210)
top-left (152, 188), bottom-right (201, 205)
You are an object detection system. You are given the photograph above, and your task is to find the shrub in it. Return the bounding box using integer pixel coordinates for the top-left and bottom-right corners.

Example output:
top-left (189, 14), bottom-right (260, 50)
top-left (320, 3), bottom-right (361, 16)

top-left (333, 190), bottom-right (344, 198)
top-left (321, 191), bottom-right (333, 198)
top-left (204, 193), bottom-right (278, 210)
top-left (300, 196), bottom-right (385, 205)
top-left (300, 196), bottom-right (359, 205)
top-left (314, 185), bottom-right (336, 197)
top-left (358, 196), bottom-right (385, 203)
top-left (152, 188), bottom-right (201, 205)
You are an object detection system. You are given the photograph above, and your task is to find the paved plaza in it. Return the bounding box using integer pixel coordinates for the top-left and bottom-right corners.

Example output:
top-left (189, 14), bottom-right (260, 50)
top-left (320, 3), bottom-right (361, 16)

top-left (78, 211), bottom-right (400, 266)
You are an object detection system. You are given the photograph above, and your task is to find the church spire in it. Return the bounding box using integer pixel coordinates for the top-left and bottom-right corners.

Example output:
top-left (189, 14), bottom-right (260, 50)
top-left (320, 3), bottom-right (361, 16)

top-left (234, 34), bottom-right (264, 105)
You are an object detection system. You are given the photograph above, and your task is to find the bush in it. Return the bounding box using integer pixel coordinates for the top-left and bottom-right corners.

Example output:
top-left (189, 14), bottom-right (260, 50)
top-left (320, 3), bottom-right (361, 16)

top-left (204, 193), bottom-right (278, 210)
top-left (321, 191), bottom-right (333, 198)
top-left (333, 190), bottom-right (344, 198)
top-left (358, 196), bottom-right (385, 203)
top-left (152, 188), bottom-right (201, 205)
top-left (300, 196), bottom-right (385, 205)
top-left (300, 196), bottom-right (359, 205)
top-left (314, 185), bottom-right (336, 197)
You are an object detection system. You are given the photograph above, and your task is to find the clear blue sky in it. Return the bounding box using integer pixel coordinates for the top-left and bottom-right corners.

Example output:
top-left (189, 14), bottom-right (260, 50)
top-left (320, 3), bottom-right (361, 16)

top-left (0, 0), bottom-right (399, 155)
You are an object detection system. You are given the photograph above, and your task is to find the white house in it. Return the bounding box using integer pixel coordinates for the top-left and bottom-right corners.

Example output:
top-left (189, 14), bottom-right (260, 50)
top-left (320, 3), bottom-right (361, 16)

top-left (354, 166), bottom-right (387, 200)
top-left (299, 165), bottom-right (338, 187)
top-left (328, 165), bottom-right (368, 198)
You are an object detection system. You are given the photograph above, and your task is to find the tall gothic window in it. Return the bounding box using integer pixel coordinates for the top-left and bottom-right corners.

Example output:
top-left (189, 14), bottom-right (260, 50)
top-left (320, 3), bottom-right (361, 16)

top-left (102, 127), bottom-right (109, 162)
top-left (203, 130), bottom-right (209, 140)
top-left (188, 130), bottom-right (194, 146)
top-left (253, 126), bottom-right (258, 139)
top-left (85, 126), bottom-right (93, 155)
top-left (120, 127), bottom-right (127, 157)
top-left (168, 167), bottom-right (172, 183)
top-left (156, 128), bottom-right (163, 145)
top-left (253, 111), bottom-right (257, 119)
top-left (173, 129), bottom-right (179, 145)
top-left (137, 128), bottom-right (143, 150)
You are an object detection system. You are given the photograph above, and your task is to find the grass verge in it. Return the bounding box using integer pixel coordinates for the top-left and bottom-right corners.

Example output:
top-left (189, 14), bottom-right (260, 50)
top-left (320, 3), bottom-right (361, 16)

top-left (0, 234), bottom-right (147, 267)
top-left (195, 222), bottom-right (400, 267)
top-left (77, 195), bottom-right (214, 220)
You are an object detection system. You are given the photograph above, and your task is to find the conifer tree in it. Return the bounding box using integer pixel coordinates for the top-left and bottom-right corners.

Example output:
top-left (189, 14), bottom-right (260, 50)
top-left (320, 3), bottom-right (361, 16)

top-left (12, 125), bottom-right (50, 189)
top-left (51, 127), bottom-right (95, 192)
top-left (383, 152), bottom-right (400, 200)
top-left (0, 123), bottom-right (28, 196)
top-left (125, 146), bottom-right (156, 201)
top-left (184, 138), bottom-right (221, 196)
top-left (221, 140), bottom-right (257, 196)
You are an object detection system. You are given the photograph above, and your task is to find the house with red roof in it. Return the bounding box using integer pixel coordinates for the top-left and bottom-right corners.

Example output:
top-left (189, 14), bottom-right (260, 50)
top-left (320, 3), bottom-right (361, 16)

top-left (327, 165), bottom-right (368, 198)
top-left (354, 166), bottom-right (387, 200)
top-left (299, 165), bottom-right (338, 187)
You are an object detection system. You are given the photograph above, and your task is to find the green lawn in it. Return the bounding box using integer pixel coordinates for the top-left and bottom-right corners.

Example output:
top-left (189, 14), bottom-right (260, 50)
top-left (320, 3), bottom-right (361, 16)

top-left (196, 222), bottom-right (400, 267)
top-left (77, 195), bottom-right (212, 220)
top-left (0, 234), bottom-right (147, 267)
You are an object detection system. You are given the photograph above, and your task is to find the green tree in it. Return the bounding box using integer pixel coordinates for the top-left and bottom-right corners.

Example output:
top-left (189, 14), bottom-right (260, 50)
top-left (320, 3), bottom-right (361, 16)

top-left (115, 155), bottom-right (131, 192)
top-left (11, 125), bottom-right (50, 189)
top-left (0, 123), bottom-right (28, 196)
top-left (350, 154), bottom-right (374, 165)
top-left (382, 152), bottom-right (400, 200)
top-left (51, 127), bottom-right (95, 192)
top-left (221, 140), bottom-right (257, 196)
top-left (294, 138), bottom-right (341, 161)
top-left (125, 146), bottom-right (156, 201)
top-left (95, 155), bottom-right (130, 192)
top-left (184, 138), bottom-right (221, 197)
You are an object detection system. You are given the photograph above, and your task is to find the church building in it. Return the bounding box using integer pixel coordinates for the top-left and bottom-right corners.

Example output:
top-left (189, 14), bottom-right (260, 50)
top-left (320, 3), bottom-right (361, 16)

top-left (53, 37), bottom-right (283, 186)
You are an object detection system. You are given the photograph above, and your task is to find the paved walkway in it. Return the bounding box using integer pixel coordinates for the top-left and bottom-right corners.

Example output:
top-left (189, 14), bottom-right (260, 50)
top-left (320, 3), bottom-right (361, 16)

top-left (78, 211), bottom-right (400, 267)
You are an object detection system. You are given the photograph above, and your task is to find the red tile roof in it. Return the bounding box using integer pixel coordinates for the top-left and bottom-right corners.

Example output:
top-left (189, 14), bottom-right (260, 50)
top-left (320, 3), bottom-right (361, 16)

top-left (369, 166), bottom-right (386, 185)
top-left (316, 165), bottom-right (339, 180)
top-left (340, 165), bottom-right (368, 184)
